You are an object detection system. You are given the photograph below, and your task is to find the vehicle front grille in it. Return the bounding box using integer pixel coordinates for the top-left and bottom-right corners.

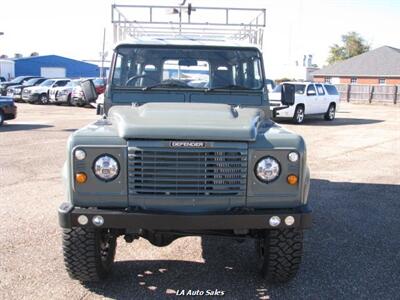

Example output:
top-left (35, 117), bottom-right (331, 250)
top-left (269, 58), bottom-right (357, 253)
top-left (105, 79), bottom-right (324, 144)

top-left (128, 146), bottom-right (248, 196)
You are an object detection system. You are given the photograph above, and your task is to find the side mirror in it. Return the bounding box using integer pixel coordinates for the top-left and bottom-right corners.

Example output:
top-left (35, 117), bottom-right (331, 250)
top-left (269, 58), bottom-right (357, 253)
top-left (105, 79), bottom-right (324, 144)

top-left (281, 83), bottom-right (295, 106)
top-left (307, 89), bottom-right (316, 96)
top-left (81, 79), bottom-right (98, 103)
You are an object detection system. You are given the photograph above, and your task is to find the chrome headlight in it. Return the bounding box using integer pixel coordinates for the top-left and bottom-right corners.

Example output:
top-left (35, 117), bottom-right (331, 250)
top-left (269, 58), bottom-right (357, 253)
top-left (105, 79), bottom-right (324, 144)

top-left (93, 155), bottom-right (119, 181)
top-left (255, 156), bottom-right (280, 183)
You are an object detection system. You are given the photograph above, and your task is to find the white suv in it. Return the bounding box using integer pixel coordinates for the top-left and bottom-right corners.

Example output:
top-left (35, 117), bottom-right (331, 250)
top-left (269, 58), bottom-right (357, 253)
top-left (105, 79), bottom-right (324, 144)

top-left (269, 82), bottom-right (340, 124)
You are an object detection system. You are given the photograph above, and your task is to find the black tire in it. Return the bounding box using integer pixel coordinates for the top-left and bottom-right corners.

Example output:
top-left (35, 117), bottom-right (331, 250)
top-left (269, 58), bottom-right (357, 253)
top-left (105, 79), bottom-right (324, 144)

top-left (39, 93), bottom-right (49, 105)
top-left (67, 94), bottom-right (72, 106)
top-left (257, 228), bottom-right (303, 283)
top-left (0, 110), bottom-right (4, 126)
top-left (324, 103), bottom-right (336, 121)
top-left (62, 227), bottom-right (117, 282)
top-left (293, 105), bottom-right (305, 124)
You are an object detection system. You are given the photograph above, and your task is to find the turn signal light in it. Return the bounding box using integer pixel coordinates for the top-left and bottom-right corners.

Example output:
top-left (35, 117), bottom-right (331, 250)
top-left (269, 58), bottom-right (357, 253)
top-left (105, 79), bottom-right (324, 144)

top-left (75, 172), bottom-right (87, 184)
top-left (287, 174), bottom-right (298, 185)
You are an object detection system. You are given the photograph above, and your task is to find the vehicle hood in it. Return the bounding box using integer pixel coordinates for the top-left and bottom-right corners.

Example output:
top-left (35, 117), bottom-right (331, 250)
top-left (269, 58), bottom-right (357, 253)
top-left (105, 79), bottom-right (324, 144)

top-left (268, 91), bottom-right (282, 101)
top-left (0, 96), bottom-right (14, 103)
top-left (27, 85), bottom-right (48, 93)
top-left (108, 102), bottom-right (263, 141)
top-left (0, 82), bottom-right (19, 88)
top-left (8, 84), bottom-right (26, 89)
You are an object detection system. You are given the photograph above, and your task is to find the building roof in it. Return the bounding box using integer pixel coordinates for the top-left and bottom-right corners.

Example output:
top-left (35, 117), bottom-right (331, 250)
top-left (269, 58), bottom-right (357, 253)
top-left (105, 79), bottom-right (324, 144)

top-left (12, 55), bottom-right (99, 67)
top-left (115, 35), bottom-right (261, 50)
top-left (312, 46), bottom-right (400, 77)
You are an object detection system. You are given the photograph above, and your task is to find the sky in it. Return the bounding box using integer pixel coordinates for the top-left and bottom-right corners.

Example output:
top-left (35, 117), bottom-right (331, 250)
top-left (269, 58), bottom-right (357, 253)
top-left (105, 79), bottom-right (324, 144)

top-left (0, 0), bottom-right (399, 78)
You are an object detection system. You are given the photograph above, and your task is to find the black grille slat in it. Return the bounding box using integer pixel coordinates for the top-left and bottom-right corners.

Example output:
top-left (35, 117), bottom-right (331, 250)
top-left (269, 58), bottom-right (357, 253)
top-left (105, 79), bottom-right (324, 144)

top-left (128, 145), bottom-right (248, 197)
top-left (128, 171), bottom-right (246, 177)
top-left (128, 177), bottom-right (246, 183)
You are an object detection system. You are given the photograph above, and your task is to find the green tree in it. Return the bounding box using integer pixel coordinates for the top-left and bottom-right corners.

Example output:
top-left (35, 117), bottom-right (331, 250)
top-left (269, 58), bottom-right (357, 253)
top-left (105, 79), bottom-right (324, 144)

top-left (327, 32), bottom-right (370, 65)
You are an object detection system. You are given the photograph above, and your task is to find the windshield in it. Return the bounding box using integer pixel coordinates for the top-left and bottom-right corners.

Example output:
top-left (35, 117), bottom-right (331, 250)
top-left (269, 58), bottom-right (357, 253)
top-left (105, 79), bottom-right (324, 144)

top-left (10, 76), bottom-right (28, 83)
top-left (67, 80), bottom-right (80, 87)
top-left (40, 79), bottom-right (55, 87)
top-left (24, 78), bottom-right (41, 86)
top-left (112, 46), bottom-right (264, 90)
top-left (273, 84), bottom-right (306, 95)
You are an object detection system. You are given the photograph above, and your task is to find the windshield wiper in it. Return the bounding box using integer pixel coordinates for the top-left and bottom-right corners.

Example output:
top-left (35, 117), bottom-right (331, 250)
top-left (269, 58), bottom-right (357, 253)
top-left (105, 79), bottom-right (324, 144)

top-left (142, 82), bottom-right (193, 91)
top-left (206, 84), bottom-right (253, 92)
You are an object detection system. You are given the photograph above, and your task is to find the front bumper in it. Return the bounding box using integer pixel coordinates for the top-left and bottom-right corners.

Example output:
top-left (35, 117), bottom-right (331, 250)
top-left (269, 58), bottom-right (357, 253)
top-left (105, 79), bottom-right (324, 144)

top-left (72, 96), bottom-right (87, 105)
top-left (58, 202), bottom-right (312, 230)
top-left (23, 93), bottom-right (40, 102)
top-left (3, 105), bottom-right (17, 120)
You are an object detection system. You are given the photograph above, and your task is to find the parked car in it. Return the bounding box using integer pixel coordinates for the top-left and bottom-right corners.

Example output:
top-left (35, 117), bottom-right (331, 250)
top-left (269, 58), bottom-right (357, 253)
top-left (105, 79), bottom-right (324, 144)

top-left (49, 79), bottom-right (80, 105)
top-left (269, 82), bottom-right (340, 124)
top-left (6, 77), bottom-right (47, 102)
top-left (0, 76), bottom-right (41, 96)
top-left (22, 79), bottom-right (70, 104)
top-left (70, 82), bottom-right (85, 106)
top-left (0, 96), bottom-right (17, 126)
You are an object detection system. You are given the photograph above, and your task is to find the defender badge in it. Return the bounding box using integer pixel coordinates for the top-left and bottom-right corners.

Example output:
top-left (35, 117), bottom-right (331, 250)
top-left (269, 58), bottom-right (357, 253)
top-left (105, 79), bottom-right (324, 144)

top-left (170, 141), bottom-right (206, 148)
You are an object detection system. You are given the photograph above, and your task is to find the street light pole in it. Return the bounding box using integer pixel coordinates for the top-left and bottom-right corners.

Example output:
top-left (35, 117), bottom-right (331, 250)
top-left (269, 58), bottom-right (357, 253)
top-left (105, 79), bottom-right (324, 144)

top-left (101, 28), bottom-right (106, 78)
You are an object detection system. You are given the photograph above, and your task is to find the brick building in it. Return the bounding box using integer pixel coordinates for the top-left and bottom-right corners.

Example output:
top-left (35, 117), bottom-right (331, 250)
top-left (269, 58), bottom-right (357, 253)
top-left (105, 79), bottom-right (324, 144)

top-left (312, 46), bottom-right (400, 85)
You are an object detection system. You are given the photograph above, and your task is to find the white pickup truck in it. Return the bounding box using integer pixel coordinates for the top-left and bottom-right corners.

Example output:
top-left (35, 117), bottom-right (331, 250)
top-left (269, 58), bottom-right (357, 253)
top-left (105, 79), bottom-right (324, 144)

top-left (269, 82), bottom-right (340, 124)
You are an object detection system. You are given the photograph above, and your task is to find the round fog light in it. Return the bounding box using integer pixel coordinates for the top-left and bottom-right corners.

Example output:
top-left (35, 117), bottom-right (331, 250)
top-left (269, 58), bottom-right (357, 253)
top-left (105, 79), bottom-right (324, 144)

top-left (288, 152), bottom-right (299, 162)
top-left (269, 216), bottom-right (281, 227)
top-left (77, 215), bottom-right (88, 225)
top-left (285, 216), bottom-right (295, 226)
top-left (92, 215), bottom-right (104, 227)
top-left (75, 172), bottom-right (87, 184)
top-left (287, 174), bottom-right (298, 185)
top-left (75, 149), bottom-right (86, 160)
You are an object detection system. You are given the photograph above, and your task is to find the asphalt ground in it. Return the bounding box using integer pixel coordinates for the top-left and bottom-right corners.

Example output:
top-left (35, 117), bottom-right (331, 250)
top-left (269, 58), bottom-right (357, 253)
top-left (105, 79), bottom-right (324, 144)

top-left (0, 102), bottom-right (399, 299)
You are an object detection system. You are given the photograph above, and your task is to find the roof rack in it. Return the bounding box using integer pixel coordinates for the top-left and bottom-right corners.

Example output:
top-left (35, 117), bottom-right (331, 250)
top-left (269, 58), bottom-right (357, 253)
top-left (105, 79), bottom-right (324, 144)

top-left (111, 3), bottom-right (266, 48)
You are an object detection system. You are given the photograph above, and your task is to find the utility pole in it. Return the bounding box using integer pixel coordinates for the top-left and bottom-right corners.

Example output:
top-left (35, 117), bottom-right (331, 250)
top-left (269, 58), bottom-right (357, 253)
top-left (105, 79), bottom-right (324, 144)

top-left (100, 28), bottom-right (107, 78)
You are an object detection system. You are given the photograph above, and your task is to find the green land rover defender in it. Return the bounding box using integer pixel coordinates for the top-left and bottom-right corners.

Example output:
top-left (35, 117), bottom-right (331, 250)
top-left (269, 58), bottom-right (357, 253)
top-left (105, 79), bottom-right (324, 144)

top-left (58, 36), bottom-right (312, 283)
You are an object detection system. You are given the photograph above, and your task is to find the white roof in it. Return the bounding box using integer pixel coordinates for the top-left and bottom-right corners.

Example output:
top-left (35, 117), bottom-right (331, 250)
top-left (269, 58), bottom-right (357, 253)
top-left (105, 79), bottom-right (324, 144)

top-left (115, 35), bottom-right (261, 50)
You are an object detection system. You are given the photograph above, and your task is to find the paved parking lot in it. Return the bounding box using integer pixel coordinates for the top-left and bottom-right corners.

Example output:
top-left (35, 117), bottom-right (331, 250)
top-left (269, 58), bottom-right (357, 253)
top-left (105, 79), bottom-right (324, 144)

top-left (0, 102), bottom-right (399, 299)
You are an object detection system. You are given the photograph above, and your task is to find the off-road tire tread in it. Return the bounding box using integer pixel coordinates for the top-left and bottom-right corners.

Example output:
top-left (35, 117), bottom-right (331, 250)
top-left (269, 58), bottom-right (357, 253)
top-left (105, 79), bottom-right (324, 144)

top-left (264, 228), bottom-right (303, 283)
top-left (62, 227), bottom-right (116, 282)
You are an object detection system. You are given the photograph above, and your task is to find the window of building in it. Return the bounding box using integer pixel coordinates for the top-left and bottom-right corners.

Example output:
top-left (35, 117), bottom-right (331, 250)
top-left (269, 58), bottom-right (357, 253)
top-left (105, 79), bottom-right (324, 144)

top-left (378, 78), bottom-right (385, 85)
top-left (324, 77), bottom-right (331, 83)
top-left (350, 77), bottom-right (357, 84)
